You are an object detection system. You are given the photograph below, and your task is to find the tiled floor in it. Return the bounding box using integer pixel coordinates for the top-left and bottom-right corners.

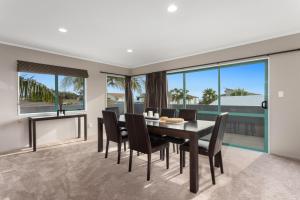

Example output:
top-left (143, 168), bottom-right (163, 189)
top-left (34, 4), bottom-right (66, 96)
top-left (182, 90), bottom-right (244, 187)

top-left (0, 139), bottom-right (299, 200)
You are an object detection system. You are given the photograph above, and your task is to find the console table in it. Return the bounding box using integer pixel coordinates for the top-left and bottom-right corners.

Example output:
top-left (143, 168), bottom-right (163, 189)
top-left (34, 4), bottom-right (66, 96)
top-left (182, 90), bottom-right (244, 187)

top-left (28, 113), bottom-right (87, 151)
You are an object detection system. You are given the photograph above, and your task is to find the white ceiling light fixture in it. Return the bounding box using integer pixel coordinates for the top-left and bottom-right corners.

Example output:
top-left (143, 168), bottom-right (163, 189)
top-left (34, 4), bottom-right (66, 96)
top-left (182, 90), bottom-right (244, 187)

top-left (127, 49), bottom-right (133, 53)
top-left (58, 27), bottom-right (68, 33)
top-left (167, 4), bottom-right (178, 13)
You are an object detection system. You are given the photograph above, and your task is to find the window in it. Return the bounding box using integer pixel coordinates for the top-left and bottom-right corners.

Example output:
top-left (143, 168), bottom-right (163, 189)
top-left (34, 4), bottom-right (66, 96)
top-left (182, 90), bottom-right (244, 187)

top-left (167, 73), bottom-right (184, 109)
top-left (106, 75), bottom-right (126, 114)
top-left (166, 59), bottom-right (268, 152)
top-left (132, 75), bottom-right (146, 114)
top-left (18, 72), bottom-right (85, 114)
top-left (58, 75), bottom-right (85, 111)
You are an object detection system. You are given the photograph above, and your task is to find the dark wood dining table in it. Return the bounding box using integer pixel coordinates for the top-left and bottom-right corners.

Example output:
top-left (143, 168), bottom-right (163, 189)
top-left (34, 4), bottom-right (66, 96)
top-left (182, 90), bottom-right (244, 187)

top-left (97, 115), bottom-right (215, 193)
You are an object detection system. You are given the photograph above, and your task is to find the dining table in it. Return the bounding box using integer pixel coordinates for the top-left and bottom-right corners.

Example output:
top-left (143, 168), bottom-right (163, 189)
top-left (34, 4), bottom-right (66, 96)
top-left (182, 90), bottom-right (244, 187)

top-left (97, 115), bottom-right (215, 193)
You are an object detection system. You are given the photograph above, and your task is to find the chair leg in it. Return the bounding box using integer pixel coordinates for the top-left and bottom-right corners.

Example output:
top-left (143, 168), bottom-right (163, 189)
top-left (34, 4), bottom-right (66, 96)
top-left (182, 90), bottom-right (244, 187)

top-left (218, 151), bottom-right (224, 174)
top-left (166, 146), bottom-right (169, 169)
top-left (176, 144), bottom-right (179, 154)
top-left (137, 151), bottom-right (140, 156)
top-left (123, 141), bottom-right (126, 152)
top-left (173, 143), bottom-right (176, 153)
top-left (117, 141), bottom-right (121, 164)
top-left (147, 154), bottom-right (151, 181)
top-left (182, 150), bottom-right (186, 167)
top-left (209, 156), bottom-right (216, 185)
top-left (105, 140), bottom-right (109, 158)
top-left (160, 150), bottom-right (165, 161)
top-left (180, 149), bottom-right (183, 174)
top-left (129, 149), bottom-right (133, 172)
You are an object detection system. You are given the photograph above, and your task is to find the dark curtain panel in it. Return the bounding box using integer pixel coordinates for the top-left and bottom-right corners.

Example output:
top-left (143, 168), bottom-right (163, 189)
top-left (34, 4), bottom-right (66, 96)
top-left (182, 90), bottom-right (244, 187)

top-left (145, 71), bottom-right (167, 111)
top-left (125, 76), bottom-right (133, 113)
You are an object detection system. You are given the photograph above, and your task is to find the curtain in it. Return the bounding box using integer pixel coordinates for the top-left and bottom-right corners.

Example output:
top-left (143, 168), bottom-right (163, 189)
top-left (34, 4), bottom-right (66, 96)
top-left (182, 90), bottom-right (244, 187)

top-left (145, 71), bottom-right (167, 111)
top-left (125, 76), bottom-right (133, 113)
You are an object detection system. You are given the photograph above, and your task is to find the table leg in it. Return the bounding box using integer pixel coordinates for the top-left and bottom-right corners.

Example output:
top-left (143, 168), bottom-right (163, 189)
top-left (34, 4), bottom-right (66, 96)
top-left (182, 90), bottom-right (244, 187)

top-left (189, 133), bottom-right (199, 193)
top-left (84, 115), bottom-right (87, 141)
top-left (78, 117), bottom-right (81, 138)
top-left (98, 118), bottom-right (103, 152)
top-left (33, 120), bottom-right (36, 152)
top-left (28, 119), bottom-right (32, 147)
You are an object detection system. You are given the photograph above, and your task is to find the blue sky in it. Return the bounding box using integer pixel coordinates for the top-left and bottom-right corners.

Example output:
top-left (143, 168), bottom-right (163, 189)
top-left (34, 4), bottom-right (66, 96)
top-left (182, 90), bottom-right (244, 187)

top-left (20, 73), bottom-right (79, 92)
top-left (168, 61), bottom-right (265, 99)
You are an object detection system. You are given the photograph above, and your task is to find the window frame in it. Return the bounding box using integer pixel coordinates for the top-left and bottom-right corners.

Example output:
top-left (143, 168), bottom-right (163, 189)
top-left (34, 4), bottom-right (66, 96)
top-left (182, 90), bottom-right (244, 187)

top-left (17, 72), bottom-right (87, 116)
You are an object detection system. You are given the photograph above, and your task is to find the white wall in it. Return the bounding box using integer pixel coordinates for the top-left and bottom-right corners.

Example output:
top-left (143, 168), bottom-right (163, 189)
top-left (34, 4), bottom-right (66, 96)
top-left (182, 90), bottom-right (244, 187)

top-left (0, 43), bottom-right (129, 152)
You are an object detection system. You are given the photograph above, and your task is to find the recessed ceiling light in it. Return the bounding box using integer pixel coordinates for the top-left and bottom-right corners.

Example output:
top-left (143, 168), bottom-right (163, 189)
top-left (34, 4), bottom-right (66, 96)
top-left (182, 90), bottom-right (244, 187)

top-left (127, 49), bottom-right (133, 53)
top-left (58, 27), bottom-right (68, 33)
top-left (167, 4), bottom-right (178, 13)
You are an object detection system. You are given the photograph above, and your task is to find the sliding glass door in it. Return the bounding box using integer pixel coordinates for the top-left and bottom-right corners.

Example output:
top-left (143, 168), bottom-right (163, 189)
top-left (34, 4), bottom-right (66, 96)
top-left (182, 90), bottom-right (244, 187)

top-left (167, 59), bottom-right (268, 152)
top-left (220, 61), bottom-right (268, 152)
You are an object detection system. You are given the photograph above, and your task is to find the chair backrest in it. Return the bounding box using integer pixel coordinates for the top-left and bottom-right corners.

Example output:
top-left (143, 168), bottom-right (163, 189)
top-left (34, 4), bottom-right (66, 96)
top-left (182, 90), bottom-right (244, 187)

top-left (161, 108), bottom-right (176, 118)
top-left (178, 109), bottom-right (197, 121)
top-left (125, 113), bottom-right (151, 154)
top-left (105, 107), bottom-right (120, 118)
top-left (102, 110), bottom-right (120, 142)
top-left (145, 107), bottom-right (159, 114)
top-left (208, 112), bottom-right (229, 156)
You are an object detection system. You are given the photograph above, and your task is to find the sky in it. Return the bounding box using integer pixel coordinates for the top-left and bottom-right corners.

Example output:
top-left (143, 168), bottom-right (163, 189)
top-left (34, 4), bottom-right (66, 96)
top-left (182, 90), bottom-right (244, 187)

top-left (168, 61), bottom-right (266, 99)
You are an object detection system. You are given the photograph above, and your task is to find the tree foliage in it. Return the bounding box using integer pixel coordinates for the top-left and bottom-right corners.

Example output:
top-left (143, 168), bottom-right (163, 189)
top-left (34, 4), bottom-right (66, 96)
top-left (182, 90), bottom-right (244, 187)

top-left (201, 88), bottom-right (217, 105)
top-left (19, 76), bottom-right (55, 103)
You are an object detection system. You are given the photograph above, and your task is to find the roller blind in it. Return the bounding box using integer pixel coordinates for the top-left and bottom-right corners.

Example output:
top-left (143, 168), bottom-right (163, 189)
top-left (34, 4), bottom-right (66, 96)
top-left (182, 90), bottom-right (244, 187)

top-left (17, 60), bottom-right (89, 78)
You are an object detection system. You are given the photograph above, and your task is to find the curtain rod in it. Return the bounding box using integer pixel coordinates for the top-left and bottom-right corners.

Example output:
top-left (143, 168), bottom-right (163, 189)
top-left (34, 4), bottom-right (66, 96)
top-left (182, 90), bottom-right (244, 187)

top-left (100, 71), bottom-right (128, 77)
top-left (132, 47), bottom-right (300, 76)
top-left (100, 48), bottom-right (300, 77)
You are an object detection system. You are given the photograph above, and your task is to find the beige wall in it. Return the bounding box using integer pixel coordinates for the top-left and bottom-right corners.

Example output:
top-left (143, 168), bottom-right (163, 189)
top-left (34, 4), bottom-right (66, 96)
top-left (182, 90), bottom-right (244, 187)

top-left (131, 33), bottom-right (300, 160)
top-left (0, 43), bottom-right (129, 152)
top-left (269, 52), bottom-right (300, 159)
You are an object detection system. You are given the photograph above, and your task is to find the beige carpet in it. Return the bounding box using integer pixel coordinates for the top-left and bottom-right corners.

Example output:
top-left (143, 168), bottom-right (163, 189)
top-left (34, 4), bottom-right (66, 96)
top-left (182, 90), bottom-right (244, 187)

top-left (0, 139), bottom-right (300, 200)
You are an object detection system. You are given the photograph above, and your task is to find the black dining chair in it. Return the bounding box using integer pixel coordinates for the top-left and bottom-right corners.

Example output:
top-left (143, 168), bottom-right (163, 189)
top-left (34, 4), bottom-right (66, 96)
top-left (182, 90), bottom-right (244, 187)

top-left (105, 107), bottom-right (120, 118)
top-left (102, 110), bottom-right (128, 164)
top-left (178, 109), bottom-right (197, 121)
top-left (160, 108), bottom-right (176, 118)
top-left (125, 113), bottom-right (169, 181)
top-left (180, 112), bottom-right (229, 185)
top-left (164, 109), bottom-right (197, 154)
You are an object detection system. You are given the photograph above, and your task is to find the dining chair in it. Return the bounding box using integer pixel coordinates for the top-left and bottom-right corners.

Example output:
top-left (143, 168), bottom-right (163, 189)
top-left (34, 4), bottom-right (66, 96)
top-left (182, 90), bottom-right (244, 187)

top-left (160, 108), bottom-right (176, 118)
top-left (105, 107), bottom-right (120, 118)
top-left (164, 109), bottom-right (197, 154)
top-left (178, 109), bottom-right (197, 121)
top-left (125, 113), bottom-right (169, 181)
top-left (102, 110), bottom-right (128, 164)
top-left (106, 106), bottom-right (127, 149)
top-left (145, 107), bottom-right (159, 114)
top-left (179, 112), bottom-right (229, 185)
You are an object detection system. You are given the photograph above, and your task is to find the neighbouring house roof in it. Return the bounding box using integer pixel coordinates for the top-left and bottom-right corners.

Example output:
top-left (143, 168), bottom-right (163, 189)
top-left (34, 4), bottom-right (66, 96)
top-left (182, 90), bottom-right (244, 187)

top-left (210, 95), bottom-right (264, 106)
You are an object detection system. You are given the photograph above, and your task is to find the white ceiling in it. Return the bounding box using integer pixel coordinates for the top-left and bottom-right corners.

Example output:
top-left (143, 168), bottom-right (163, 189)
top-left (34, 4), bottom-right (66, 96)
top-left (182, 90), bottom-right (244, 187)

top-left (0, 0), bottom-right (300, 68)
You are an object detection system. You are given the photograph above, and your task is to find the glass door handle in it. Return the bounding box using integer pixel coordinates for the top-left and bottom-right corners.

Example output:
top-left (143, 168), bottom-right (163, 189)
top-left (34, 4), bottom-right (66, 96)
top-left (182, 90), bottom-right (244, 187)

top-left (261, 100), bottom-right (268, 109)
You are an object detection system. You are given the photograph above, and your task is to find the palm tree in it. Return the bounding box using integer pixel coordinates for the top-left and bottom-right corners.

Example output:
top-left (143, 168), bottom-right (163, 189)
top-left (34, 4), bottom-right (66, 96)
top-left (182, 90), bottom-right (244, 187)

top-left (202, 88), bottom-right (217, 105)
top-left (230, 88), bottom-right (249, 96)
top-left (107, 76), bottom-right (144, 93)
top-left (60, 77), bottom-right (84, 95)
top-left (19, 75), bottom-right (55, 103)
top-left (169, 88), bottom-right (190, 104)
